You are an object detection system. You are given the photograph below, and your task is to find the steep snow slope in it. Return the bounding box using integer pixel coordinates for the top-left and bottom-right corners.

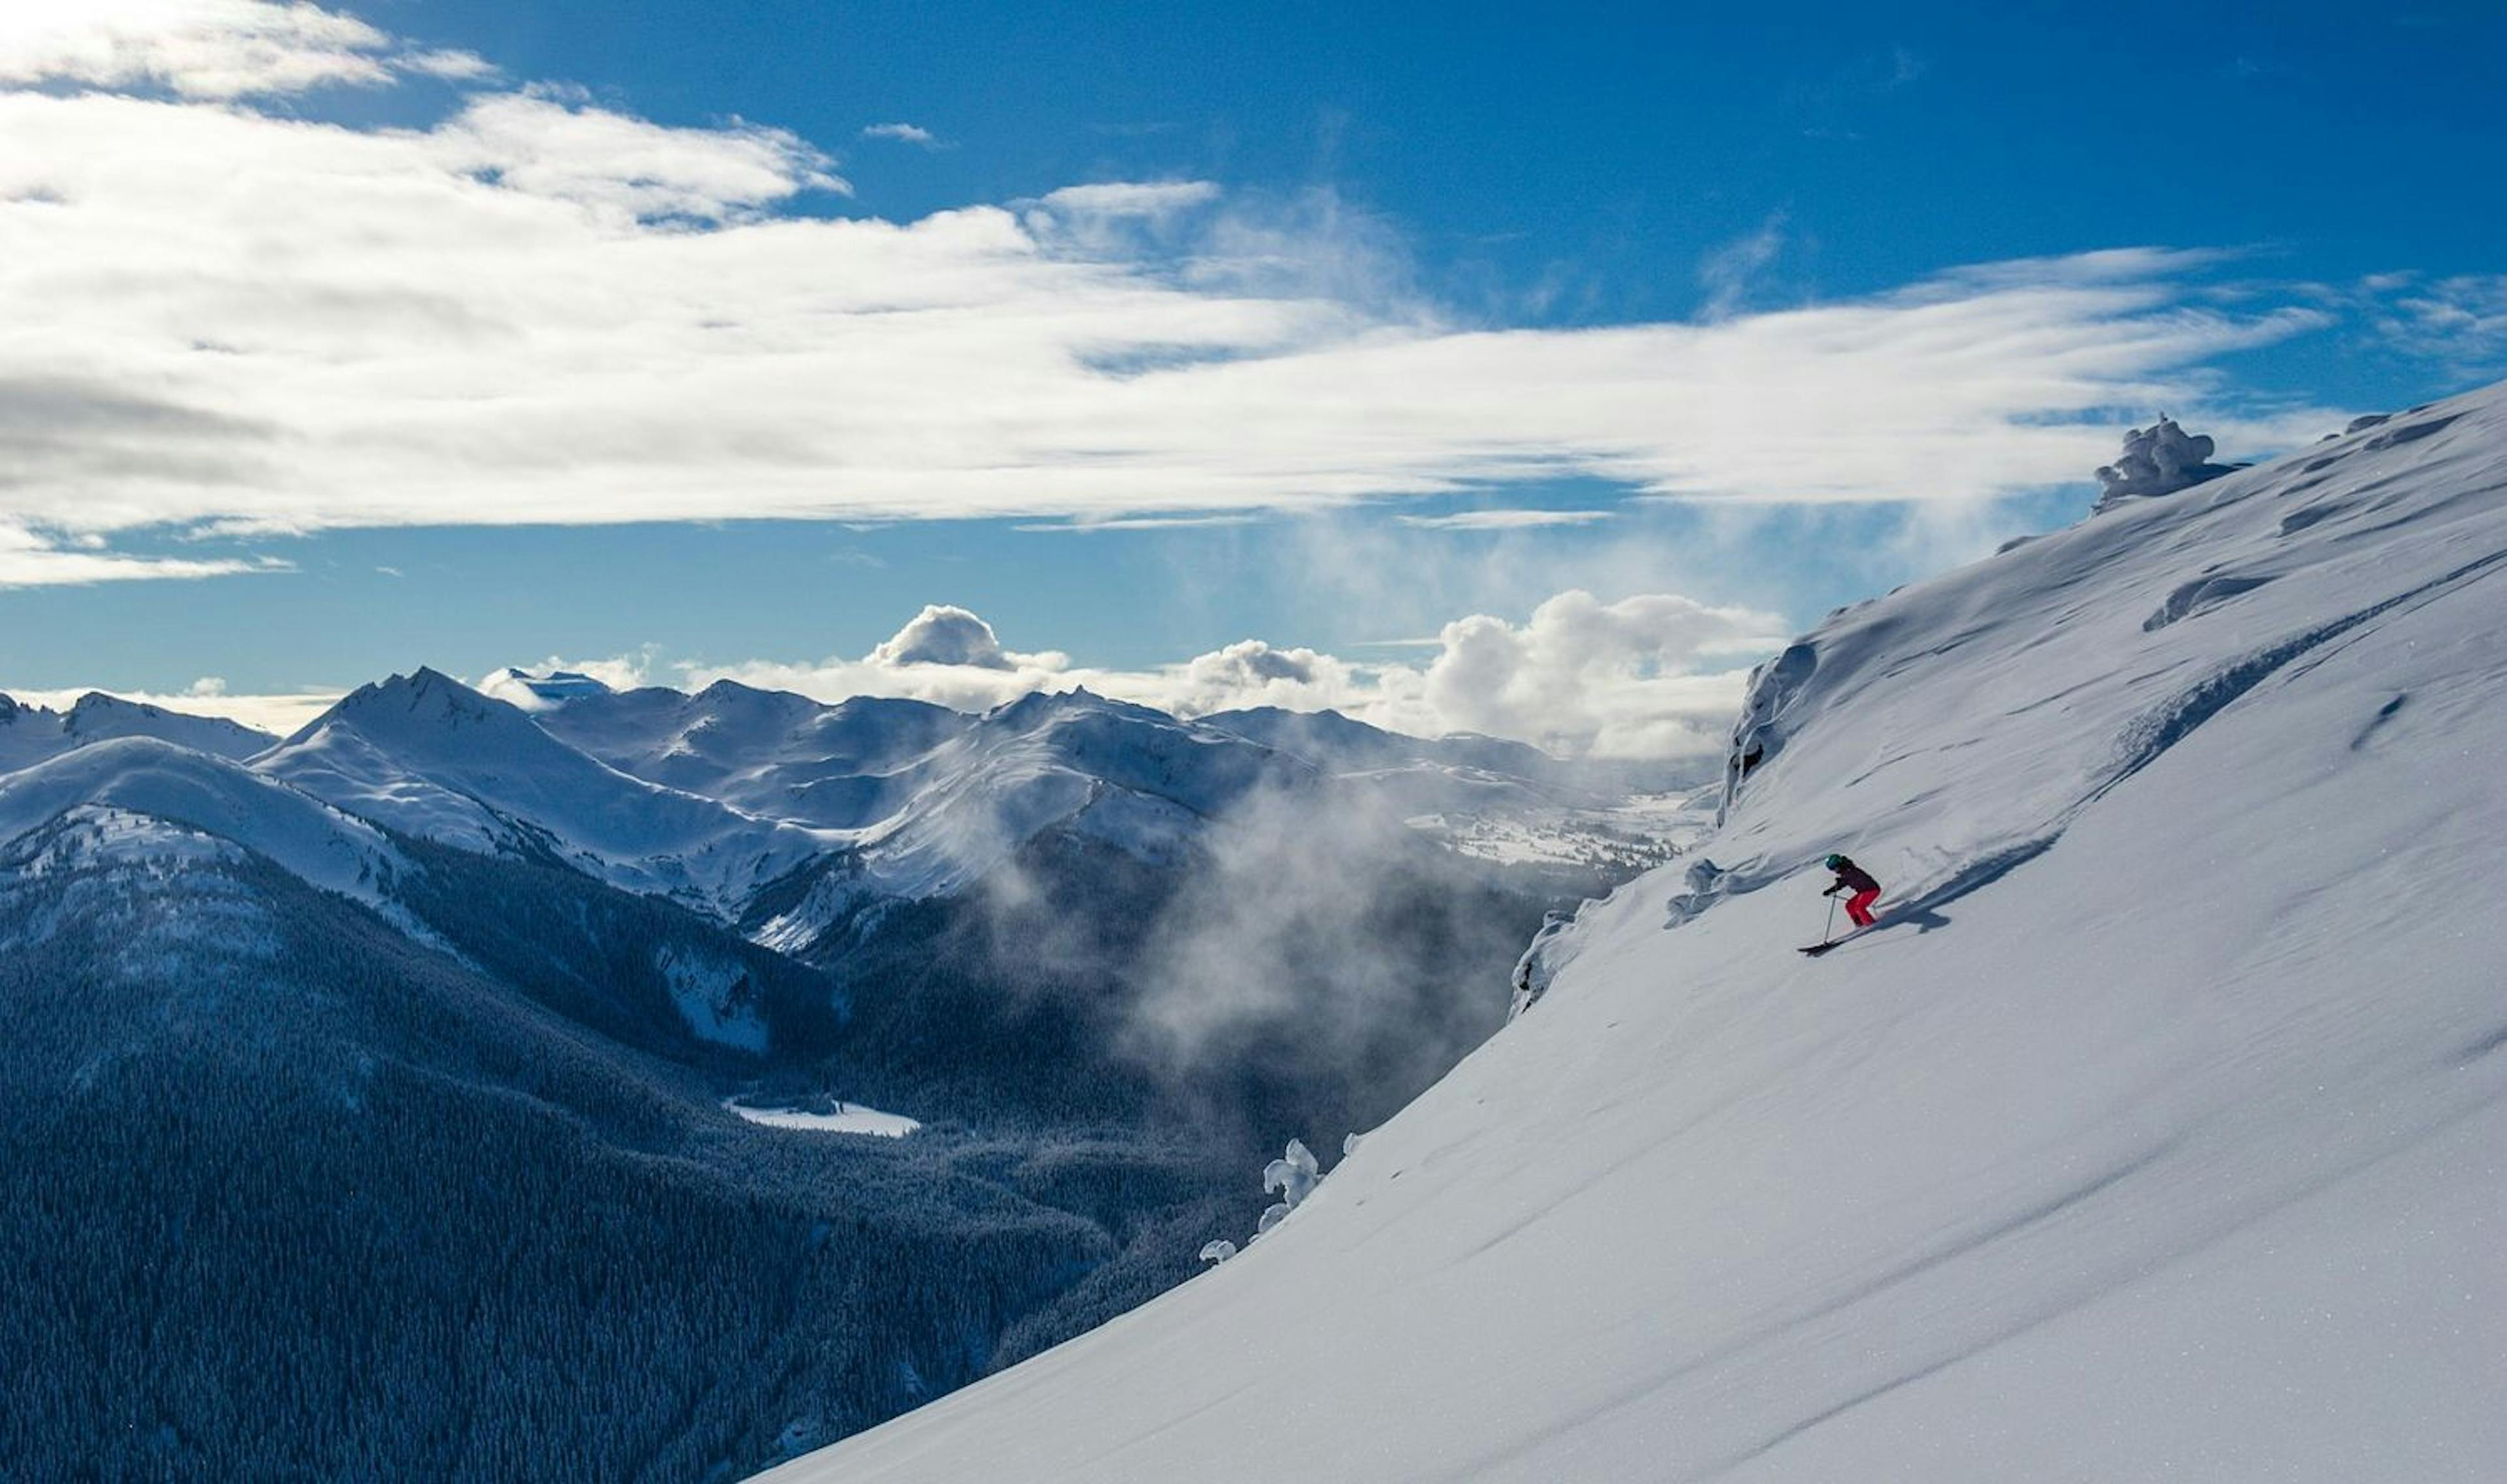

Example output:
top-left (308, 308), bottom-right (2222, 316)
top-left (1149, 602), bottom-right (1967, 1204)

top-left (759, 384), bottom-right (2507, 1483)
top-left (255, 669), bottom-right (838, 917)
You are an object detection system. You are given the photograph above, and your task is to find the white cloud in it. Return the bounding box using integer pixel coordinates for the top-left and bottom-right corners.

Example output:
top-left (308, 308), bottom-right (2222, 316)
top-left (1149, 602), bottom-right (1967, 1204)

top-left (1163, 640), bottom-right (1361, 717)
top-left (0, 0), bottom-right (487, 99)
top-left (866, 604), bottom-right (1052, 670)
top-left (1036, 180), bottom-right (1222, 218)
top-left (665, 594), bottom-right (1779, 761)
top-left (426, 89), bottom-right (847, 221)
top-left (0, 1), bottom-right (2352, 583)
top-left (1699, 214), bottom-right (1786, 319)
top-left (860, 121), bottom-right (943, 148)
top-left (46, 590), bottom-right (1775, 762)
top-left (1396, 509), bottom-right (1616, 531)
top-left (0, 522), bottom-right (274, 587)
top-left (1014, 514), bottom-right (1263, 532)
top-left (1415, 591), bottom-right (1786, 757)
top-left (2369, 273), bottom-right (2507, 372)
top-left (2, 683), bottom-right (336, 736)
top-left (472, 651), bottom-right (659, 711)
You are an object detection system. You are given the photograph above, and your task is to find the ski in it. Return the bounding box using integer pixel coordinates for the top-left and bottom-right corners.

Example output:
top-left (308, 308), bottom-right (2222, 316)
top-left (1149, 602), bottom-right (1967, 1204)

top-left (1799, 926), bottom-right (1875, 956)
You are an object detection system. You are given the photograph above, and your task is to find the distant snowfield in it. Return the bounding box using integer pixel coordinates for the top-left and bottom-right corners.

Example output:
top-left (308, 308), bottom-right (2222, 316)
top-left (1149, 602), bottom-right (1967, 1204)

top-left (723, 1099), bottom-right (921, 1137)
top-left (1407, 789), bottom-right (1712, 867)
top-left (756, 384), bottom-right (2507, 1483)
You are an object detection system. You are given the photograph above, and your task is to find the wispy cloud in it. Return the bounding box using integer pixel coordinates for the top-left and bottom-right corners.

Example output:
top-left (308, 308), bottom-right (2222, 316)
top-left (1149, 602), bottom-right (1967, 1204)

top-left (1697, 213), bottom-right (1787, 319)
top-left (0, 1), bottom-right (2356, 585)
top-left (2365, 272), bottom-right (2507, 374)
top-left (860, 121), bottom-right (947, 148)
top-left (0, 0), bottom-right (490, 99)
top-left (1396, 509), bottom-right (1616, 531)
top-left (0, 522), bottom-right (279, 588)
top-left (1014, 514), bottom-right (1263, 533)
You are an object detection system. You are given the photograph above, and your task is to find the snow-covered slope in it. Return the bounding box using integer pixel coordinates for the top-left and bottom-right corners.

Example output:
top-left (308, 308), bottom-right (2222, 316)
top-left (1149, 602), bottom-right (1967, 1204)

top-left (847, 688), bottom-right (1306, 900)
top-left (253, 669), bottom-right (839, 917)
top-left (758, 383), bottom-right (2507, 1483)
top-left (1203, 704), bottom-right (1709, 868)
top-left (0, 691), bottom-right (275, 772)
top-left (535, 680), bottom-right (970, 827)
top-left (530, 680), bottom-right (1316, 945)
top-left (0, 736), bottom-right (407, 912)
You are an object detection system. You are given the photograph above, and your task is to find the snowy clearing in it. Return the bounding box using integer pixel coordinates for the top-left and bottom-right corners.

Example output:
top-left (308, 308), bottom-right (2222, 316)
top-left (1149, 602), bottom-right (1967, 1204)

top-left (723, 1099), bottom-right (921, 1137)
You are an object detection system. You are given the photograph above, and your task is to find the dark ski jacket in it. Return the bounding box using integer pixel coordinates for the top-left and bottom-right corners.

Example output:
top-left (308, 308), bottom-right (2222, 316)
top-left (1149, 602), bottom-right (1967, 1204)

top-left (1824, 857), bottom-right (1880, 896)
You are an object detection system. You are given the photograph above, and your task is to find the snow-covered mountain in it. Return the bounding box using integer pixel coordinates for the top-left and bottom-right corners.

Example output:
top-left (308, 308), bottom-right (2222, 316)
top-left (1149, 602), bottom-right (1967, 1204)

top-left (0, 672), bottom-right (1592, 1483)
top-left (478, 665), bottom-right (619, 710)
top-left (759, 385), bottom-right (2507, 1484)
top-left (844, 687), bottom-right (1304, 900)
top-left (0, 738), bottom-right (1084, 1482)
top-left (1199, 705), bottom-right (1709, 869)
top-left (0, 736), bottom-right (406, 915)
top-left (1201, 704), bottom-right (1677, 795)
top-left (252, 668), bottom-right (842, 919)
top-left (0, 690), bottom-right (274, 772)
top-left (4, 659), bottom-right (1679, 967)
top-left (513, 678), bottom-right (1320, 945)
top-left (536, 681), bottom-right (970, 825)
top-left (502, 674), bottom-right (1677, 947)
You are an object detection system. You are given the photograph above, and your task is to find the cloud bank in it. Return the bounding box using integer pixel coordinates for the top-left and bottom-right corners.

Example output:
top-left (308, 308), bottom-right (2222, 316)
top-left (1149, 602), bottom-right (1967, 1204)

top-left (55, 594), bottom-right (1763, 767)
top-left (624, 593), bottom-right (1786, 761)
top-left (0, 0), bottom-right (490, 100)
top-left (0, 1), bottom-right (2356, 586)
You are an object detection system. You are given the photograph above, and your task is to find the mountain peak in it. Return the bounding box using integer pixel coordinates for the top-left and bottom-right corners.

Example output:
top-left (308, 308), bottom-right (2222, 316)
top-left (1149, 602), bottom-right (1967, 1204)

top-left (481, 665), bottom-right (616, 712)
top-left (65, 691), bottom-right (173, 727)
top-left (296, 667), bottom-right (520, 746)
top-left (989, 685), bottom-right (1167, 733)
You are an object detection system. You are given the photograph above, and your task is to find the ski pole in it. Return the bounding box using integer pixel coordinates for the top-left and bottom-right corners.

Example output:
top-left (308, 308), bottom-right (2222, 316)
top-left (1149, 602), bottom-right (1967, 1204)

top-left (1821, 895), bottom-right (1837, 944)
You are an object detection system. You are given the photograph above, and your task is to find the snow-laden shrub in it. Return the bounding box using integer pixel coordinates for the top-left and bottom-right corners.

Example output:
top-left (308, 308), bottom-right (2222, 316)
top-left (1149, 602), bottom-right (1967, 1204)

top-left (1257, 1138), bottom-right (1321, 1237)
top-left (2094, 416), bottom-right (2239, 510)
top-left (1203, 1135), bottom-right (1342, 1264)
top-left (1663, 855), bottom-right (1729, 928)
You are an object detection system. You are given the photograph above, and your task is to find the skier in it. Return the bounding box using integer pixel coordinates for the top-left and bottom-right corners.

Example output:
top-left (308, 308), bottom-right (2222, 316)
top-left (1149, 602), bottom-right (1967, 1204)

top-left (1821, 853), bottom-right (1882, 930)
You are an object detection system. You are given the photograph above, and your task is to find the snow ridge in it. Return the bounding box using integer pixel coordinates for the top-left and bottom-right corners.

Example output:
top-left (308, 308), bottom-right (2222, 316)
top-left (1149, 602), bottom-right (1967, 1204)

top-left (255, 669), bottom-right (842, 917)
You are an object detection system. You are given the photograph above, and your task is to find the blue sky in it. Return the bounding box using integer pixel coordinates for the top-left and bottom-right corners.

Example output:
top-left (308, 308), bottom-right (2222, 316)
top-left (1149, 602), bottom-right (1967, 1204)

top-left (1, 0), bottom-right (2500, 753)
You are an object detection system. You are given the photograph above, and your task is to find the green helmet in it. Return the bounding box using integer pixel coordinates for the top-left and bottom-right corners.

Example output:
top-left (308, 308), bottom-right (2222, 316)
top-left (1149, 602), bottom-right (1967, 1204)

top-left (1823, 853), bottom-right (1844, 870)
